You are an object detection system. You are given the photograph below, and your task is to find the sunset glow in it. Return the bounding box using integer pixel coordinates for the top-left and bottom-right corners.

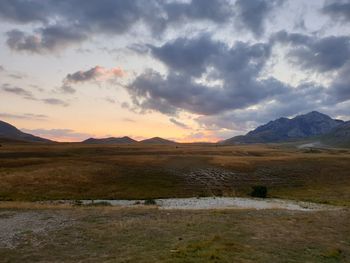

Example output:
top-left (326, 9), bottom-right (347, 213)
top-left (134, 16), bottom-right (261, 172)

top-left (1, 0), bottom-right (349, 142)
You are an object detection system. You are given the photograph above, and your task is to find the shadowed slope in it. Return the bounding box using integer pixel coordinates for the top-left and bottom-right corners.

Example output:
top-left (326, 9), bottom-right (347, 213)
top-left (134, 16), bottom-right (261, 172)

top-left (0, 120), bottom-right (52, 143)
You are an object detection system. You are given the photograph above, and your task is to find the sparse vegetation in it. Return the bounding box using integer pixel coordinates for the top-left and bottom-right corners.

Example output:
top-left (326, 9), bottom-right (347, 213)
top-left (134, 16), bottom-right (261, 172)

top-left (73, 200), bottom-right (83, 206)
top-left (0, 143), bottom-right (349, 262)
top-left (144, 199), bottom-right (157, 205)
top-left (0, 143), bottom-right (349, 206)
top-left (0, 207), bottom-right (349, 262)
top-left (84, 201), bottom-right (112, 207)
top-left (251, 186), bottom-right (268, 198)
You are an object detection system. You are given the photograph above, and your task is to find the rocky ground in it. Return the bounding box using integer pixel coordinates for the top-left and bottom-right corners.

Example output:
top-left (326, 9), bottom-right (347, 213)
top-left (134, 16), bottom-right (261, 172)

top-left (0, 210), bottom-right (74, 249)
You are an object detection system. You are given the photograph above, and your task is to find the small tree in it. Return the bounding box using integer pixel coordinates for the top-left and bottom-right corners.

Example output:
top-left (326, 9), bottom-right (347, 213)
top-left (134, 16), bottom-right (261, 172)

top-left (251, 186), bottom-right (268, 198)
top-left (144, 199), bottom-right (157, 205)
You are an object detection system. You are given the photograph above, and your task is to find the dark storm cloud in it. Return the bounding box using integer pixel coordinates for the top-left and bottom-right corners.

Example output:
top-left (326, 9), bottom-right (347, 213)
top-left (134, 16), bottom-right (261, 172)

top-left (127, 35), bottom-right (287, 115)
top-left (1, 0), bottom-right (229, 53)
top-left (127, 31), bottom-right (350, 131)
top-left (273, 31), bottom-right (350, 72)
top-left (322, 0), bottom-right (350, 23)
top-left (328, 62), bottom-right (350, 102)
top-left (4, 0), bottom-right (122, 53)
top-left (234, 0), bottom-right (285, 37)
top-left (1, 0), bottom-right (282, 53)
top-left (0, 0), bottom-right (50, 23)
top-left (165, 0), bottom-right (233, 24)
top-left (169, 118), bottom-right (190, 129)
top-left (0, 0), bottom-right (233, 32)
top-left (150, 35), bottom-right (224, 76)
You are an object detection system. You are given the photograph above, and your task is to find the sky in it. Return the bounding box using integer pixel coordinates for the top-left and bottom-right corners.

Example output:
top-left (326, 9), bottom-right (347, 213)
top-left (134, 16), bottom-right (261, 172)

top-left (0, 0), bottom-right (350, 142)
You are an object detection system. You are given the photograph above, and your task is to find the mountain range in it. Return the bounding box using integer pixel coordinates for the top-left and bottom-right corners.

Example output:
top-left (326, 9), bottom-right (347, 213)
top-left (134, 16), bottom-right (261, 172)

top-left (0, 111), bottom-right (349, 147)
top-left (83, 136), bottom-right (176, 145)
top-left (320, 121), bottom-right (350, 148)
top-left (222, 111), bottom-right (349, 146)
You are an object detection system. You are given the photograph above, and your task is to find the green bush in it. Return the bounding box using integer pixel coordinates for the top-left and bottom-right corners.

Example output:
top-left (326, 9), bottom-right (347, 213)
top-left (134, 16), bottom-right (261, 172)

top-left (250, 186), bottom-right (268, 198)
top-left (144, 199), bottom-right (157, 205)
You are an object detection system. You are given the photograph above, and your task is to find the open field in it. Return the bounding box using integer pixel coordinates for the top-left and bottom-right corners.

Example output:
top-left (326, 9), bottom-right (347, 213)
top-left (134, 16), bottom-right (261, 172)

top-left (1, 143), bottom-right (350, 262)
top-left (0, 142), bottom-right (350, 206)
top-left (0, 206), bottom-right (349, 262)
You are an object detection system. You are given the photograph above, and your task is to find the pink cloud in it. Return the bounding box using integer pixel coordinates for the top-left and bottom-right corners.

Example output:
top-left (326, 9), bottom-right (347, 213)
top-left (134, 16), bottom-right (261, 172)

top-left (60, 65), bottom-right (126, 93)
top-left (65, 65), bottom-right (125, 84)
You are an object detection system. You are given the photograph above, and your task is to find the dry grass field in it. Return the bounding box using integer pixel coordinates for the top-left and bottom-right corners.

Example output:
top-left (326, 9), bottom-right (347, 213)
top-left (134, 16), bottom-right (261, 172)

top-left (0, 142), bottom-right (349, 206)
top-left (0, 207), bottom-right (349, 262)
top-left (1, 142), bottom-right (350, 262)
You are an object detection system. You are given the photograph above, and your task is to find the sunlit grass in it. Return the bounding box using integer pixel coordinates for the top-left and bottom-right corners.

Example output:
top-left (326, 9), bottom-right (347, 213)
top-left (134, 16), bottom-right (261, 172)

top-left (0, 142), bottom-right (349, 206)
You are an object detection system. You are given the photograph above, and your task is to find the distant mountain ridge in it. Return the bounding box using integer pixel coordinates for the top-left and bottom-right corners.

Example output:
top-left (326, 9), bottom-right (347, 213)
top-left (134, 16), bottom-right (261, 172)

top-left (223, 111), bottom-right (345, 145)
top-left (0, 120), bottom-right (52, 143)
top-left (83, 136), bottom-right (177, 145)
top-left (83, 136), bottom-right (137, 144)
top-left (139, 137), bottom-right (176, 145)
top-left (1, 112), bottom-right (348, 147)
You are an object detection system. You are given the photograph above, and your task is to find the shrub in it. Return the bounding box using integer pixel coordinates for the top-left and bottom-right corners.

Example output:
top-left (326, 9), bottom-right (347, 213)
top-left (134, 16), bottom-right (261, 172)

top-left (250, 186), bottom-right (268, 198)
top-left (214, 189), bottom-right (223, 197)
top-left (86, 201), bottom-right (112, 207)
top-left (144, 199), bottom-right (157, 205)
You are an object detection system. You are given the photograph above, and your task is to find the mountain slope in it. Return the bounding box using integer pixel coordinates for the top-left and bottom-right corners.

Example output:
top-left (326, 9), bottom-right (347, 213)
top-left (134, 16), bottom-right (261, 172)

top-left (0, 120), bottom-right (52, 143)
top-left (83, 136), bottom-right (137, 144)
top-left (139, 137), bottom-right (176, 145)
top-left (321, 121), bottom-right (350, 147)
top-left (223, 111), bottom-right (344, 144)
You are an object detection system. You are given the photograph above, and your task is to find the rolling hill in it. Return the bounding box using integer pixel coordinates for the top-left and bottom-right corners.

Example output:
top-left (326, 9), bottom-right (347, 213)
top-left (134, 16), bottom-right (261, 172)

top-left (139, 137), bottom-right (176, 145)
top-left (83, 136), bottom-right (137, 144)
top-left (0, 120), bottom-right (52, 143)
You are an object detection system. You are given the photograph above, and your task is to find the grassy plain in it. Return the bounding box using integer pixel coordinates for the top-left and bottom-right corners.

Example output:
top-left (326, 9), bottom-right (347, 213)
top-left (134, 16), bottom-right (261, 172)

top-left (1, 142), bottom-right (350, 262)
top-left (0, 142), bottom-right (349, 206)
top-left (0, 207), bottom-right (349, 262)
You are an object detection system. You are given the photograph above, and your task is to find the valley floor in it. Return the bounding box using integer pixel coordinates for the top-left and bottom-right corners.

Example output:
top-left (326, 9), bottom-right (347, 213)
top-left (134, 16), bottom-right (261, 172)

top-left (1, 143), bottom-right (349, 262)
top-left (1, 143), bottom-right (350, 206)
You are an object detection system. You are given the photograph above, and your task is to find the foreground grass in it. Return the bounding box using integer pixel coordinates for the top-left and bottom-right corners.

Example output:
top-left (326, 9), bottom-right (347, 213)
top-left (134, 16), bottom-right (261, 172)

top-left (0, 207), bottom-right (349, 262)
top-left (0, 143), bottom-right (349, 206)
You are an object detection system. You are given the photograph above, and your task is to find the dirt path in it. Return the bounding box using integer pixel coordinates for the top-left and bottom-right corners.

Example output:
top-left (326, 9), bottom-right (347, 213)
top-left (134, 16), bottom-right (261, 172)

top-left (72, 197), bottom-right (338, 211)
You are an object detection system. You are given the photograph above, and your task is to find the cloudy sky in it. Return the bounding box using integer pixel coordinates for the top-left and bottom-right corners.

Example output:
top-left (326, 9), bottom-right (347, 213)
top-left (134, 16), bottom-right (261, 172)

top-left (0, 0), bottom-right (350, 142)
